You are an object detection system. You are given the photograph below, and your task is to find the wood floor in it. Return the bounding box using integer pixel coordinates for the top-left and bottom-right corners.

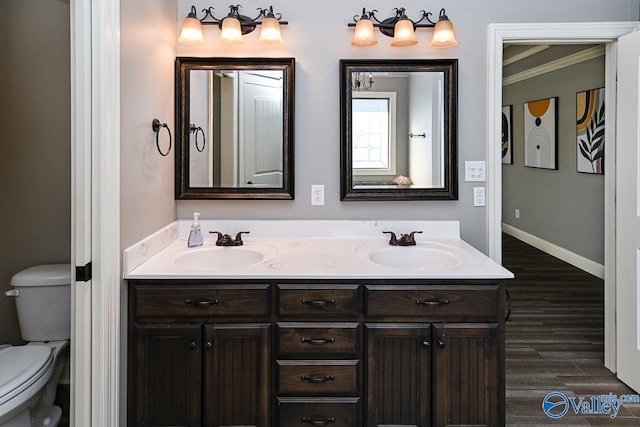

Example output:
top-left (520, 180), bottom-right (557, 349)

top-left (503, 233), bottom-right (640, 425)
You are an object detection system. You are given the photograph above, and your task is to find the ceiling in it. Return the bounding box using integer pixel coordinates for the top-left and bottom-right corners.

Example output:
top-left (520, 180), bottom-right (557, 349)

top-left (502, 44), bottom-right (603, 83)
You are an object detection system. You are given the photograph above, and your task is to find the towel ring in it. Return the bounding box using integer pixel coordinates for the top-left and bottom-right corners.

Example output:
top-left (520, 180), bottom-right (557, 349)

top-left (190, 124), bottom-right (206, 153)
top-left (152, 119), bottom-right (172, 156)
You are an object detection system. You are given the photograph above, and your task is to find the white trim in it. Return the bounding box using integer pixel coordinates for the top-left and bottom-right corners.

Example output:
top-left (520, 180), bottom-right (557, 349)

top-left (487, 21), bottom-right (640, 374)
top-left (70, 0), bottom-right (92, 424)
top-left (604, 41), bottom-right (619, 379)
top-left (90, 0), bottom-right (121, 425)
top-left (503, 44), bottom-right (550, 66)
top-left (502, 223), bottom-right (604, 279)
top-left (352, 91), bottom-right (398, 176)
top-left (503, 45), bottom-right (605, 86)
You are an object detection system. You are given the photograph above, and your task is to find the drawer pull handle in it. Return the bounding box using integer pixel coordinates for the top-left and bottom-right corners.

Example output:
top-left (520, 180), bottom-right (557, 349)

top-left (416, 299), bottom-right (449, 305)
top-left (301, 375), bottom-right (335, 383)
top-left (301, 337), bottom-right (335, 345)
top-left (301, 417), bottom-right (335, 426)
top-left (301, 298), bottom-right (335, 307)
top-left (184, 299), bottom-right (219, 306)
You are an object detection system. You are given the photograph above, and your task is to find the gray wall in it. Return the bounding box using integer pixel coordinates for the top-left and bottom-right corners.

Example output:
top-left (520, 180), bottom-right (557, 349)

top-left (176, 0), bottom-right (638, 253)
top-left (0, 0), bottom-right (71, 344)
top-left (120, 0), bottom-right (177, 251)
top-left (502, 56), bottom-right (605, 264)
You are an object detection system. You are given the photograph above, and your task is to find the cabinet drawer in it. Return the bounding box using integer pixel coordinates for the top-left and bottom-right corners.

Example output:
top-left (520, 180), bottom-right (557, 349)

top-left (277, 323), bottom-right (360, 358)
top-left (277, 285), bottom-right (360, 318)
top-left (277, 360), bottom-right (359, 395)
top-left (365, 285), bottom-right (500, 321)
top-left (134, 284), bottom-right (270, 318)
top-left (277, 398), bottom-right (360, 427)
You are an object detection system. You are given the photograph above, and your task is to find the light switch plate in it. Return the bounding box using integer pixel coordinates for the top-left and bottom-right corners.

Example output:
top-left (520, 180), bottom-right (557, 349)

top-left (465, 161), bottom-right (486, 182)
top-left (473, 187), bottom-right (486, 207)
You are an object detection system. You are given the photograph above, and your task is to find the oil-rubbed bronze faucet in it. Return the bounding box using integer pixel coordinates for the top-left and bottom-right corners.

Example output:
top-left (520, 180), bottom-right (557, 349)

top-left (383, 231), bottom-right (423, 246)
top-left (209, 231), bottom-right (250, 246)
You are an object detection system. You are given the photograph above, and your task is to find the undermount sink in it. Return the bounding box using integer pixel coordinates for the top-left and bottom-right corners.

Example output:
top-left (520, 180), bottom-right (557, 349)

top-left (358, 242), bottom-right (468, 270)
top-left (174, 243), bottom-right (277, 270)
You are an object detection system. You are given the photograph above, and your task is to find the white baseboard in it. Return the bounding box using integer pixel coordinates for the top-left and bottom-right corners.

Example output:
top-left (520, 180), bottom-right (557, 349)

top-left (502, 223), bottom-right (604, 279)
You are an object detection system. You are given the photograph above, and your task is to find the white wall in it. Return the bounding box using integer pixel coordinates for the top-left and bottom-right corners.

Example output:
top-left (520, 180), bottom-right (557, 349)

top-left (0, 0), bottom-right (71, 344)
top-left (175, 0), bottom-right (638, 253)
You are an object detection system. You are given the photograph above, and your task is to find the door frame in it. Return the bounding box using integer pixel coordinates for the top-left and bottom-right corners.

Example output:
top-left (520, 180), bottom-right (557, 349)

top-left (487, 22), bottom-right (640, 372)
top-left (71, 0), bottom-right (121, 425)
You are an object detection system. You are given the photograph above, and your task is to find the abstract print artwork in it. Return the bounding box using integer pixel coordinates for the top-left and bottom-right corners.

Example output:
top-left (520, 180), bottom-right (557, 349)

top-left (524, 97), bottom-right (558, 170)
top-left (576, 88), bottom-right (604, 174)
top-left (502, 105), bottom-right (513, 165)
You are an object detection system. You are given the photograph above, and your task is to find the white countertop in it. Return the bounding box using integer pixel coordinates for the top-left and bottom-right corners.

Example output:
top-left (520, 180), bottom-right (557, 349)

top-left (123, 220), bottom-right (514, 280)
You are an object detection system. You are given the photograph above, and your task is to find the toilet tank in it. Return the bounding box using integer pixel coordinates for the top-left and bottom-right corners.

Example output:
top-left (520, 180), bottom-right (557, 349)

top-left (9, 264), bottom-right (71, 341)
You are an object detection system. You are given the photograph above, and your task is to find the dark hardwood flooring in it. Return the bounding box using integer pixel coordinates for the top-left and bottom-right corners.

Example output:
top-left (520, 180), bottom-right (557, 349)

top-left (503, 233), bottom-right (640, 425)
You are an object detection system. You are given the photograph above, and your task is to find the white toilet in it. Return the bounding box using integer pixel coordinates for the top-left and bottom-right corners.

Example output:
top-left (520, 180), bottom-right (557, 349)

top-left (0, 264), bottom-right (71, 427)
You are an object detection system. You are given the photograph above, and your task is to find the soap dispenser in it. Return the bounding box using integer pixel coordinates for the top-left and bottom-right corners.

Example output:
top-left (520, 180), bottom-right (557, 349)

top-left (188, 212), bottom-right (203, 247)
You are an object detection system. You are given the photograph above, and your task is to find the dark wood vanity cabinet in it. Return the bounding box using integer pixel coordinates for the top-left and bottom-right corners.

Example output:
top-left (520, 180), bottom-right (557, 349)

top-left (128, 280), bottom-right (505, 426)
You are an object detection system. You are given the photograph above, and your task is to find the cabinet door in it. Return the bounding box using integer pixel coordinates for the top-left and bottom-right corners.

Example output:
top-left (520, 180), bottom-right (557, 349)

top-left (432, 323), bottom-right (502, 426)
top-left (365, 323), bottom-right (432, 427)
top-left (132, 324), bottom-right (202, 426)
top-left (203, 323), bottom-right (271, 426)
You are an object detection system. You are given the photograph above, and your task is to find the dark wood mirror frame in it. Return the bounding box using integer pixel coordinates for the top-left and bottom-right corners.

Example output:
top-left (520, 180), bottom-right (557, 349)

top-left (175, 57), bottom-right (295, 199)
top-left (340, 59), bottom-right (458, 201)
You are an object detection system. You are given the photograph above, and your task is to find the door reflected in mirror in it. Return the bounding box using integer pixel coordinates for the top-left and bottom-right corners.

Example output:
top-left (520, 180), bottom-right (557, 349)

top-left (176, 57), bottom-right (294, 199)
top-left (189, 69), bottom-right (284, 188)
top-left (340, 59), bottom-right (457, 200)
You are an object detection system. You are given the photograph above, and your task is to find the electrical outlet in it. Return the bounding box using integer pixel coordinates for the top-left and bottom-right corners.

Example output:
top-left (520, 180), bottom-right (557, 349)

top-left (465, 161), bottom-right (486, 182)
top-left (515, 209), bottom-right (520, 219)
top-left (311, 185), bottom-right (325, 206)
top-left (473, 187), bottom-right (485, 207)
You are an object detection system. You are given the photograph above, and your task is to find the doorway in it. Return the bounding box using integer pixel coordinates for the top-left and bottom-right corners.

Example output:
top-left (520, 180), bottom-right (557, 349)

top-left (487, 22), bottom-right (640, 375)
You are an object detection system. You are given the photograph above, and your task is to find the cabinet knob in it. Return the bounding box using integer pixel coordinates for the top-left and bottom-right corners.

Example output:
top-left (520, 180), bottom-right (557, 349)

top-left (205, 341), bottom-right (213, 350)
top-left (188, 340), bottom-right (197, 349)
top-left (437, 339), bottom-right (446, 348)
top-left (301, 417), bottom-right (335, 426)
top-left (422, 339), bottom-right (430, 348)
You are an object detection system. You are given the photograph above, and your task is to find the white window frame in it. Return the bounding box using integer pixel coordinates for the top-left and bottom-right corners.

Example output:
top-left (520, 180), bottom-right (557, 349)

top-left (352, 91), bottom-right (397, 176)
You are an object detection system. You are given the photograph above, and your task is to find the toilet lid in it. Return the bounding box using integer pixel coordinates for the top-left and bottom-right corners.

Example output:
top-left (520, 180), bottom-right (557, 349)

top-left (0, 346), bottom-right (53, 406)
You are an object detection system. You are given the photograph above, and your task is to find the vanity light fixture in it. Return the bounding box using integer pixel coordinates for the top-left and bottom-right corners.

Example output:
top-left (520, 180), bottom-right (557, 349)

top-left (349, 7), bottom-right (457, 48)
top-left (178, 4), bottom-right (287, 46)
top-left (351, 72), bottom-right (374, 91)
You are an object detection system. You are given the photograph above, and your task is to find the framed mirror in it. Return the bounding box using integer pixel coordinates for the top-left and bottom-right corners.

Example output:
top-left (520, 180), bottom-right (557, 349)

top-left (340, 59), bottom-right (457, 200)
top-left (175, 57), bottom-right (295, 199)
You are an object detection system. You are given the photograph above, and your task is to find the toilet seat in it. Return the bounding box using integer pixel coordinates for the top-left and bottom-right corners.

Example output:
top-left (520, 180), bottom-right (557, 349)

top-left (0, 346), bottom-right (54, 407)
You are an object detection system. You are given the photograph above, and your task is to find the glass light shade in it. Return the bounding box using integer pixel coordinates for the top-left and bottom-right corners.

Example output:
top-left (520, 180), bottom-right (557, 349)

top-left (391, 19), bottom-right (418, 47)
top-left (258, 17), bottom-right (284, 44)
top-left (178, 16), bottom-right (205, 46)
top-left (351, 19), bottom-right (377, 47)
top-left (430, 18), bottom-right (457, 48)
top-left (219, 17), bottom-right (244, 44)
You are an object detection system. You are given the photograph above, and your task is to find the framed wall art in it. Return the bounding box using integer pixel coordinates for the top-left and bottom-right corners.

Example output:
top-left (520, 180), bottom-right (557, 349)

top-left (576, 87), bottom-right (604, 174)
top-left (502, 105), bottom-right (513, 165)
top-left (524, 97), bottom-right (558, 170)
